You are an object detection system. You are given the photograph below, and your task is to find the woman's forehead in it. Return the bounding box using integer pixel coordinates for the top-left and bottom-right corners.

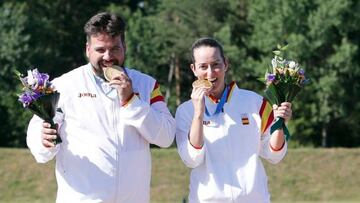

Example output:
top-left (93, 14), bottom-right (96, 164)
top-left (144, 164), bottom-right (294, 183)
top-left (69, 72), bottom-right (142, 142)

top-left (194, 47), bottom-right (222, 62)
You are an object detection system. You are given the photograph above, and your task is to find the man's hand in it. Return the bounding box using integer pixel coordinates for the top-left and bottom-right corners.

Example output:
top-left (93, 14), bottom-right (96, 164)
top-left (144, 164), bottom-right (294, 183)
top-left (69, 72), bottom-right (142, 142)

top-left (109, 72), bottom-right (133, 104)
top-left (41, 122), bottom-right (58, 148)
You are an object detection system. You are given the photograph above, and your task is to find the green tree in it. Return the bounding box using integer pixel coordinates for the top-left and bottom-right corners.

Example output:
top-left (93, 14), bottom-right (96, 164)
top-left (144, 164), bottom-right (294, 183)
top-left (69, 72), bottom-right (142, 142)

top-left (246, 0), bottom-right (360, 147)
top-left (0, 2), bottom-right (32, 147)
top-left (124, 0), bottom-right (236, 112)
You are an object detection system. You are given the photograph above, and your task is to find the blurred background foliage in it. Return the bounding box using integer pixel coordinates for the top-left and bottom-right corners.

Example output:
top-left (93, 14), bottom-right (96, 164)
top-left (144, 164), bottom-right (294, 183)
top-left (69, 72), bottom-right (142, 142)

top-left (0, 0), bottom-right (359, 148)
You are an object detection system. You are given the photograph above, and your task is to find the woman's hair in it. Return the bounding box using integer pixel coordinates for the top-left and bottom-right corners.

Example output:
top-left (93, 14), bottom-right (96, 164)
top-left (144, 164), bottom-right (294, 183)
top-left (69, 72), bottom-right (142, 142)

top-left (190, 37), bottom-right (225, 63)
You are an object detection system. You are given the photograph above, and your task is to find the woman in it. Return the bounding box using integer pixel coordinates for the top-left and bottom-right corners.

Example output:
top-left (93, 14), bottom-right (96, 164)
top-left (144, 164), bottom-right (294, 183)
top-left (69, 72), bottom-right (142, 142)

top-left (175, 37), bottom-right (292, 203)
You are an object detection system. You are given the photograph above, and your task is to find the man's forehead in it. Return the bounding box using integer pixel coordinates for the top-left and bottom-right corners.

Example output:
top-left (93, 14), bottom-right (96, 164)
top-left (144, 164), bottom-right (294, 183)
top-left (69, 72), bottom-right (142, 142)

top-left (89, 33), bottom-right (121, 42)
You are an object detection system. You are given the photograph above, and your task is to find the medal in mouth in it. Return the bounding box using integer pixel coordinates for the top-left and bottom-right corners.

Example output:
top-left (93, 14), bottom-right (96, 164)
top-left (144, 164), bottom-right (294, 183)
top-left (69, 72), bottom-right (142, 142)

top-left (192, 79), bottom-right (213, 89)
top-left (103, 65), bottom-right (125, 81)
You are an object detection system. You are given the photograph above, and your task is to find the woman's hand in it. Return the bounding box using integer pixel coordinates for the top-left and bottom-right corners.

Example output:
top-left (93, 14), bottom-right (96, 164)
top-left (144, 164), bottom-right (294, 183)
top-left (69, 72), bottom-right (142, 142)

top-left (191, 87), bottom-right (210, 117)
top-left (273, 102), bottom-right (292, 123)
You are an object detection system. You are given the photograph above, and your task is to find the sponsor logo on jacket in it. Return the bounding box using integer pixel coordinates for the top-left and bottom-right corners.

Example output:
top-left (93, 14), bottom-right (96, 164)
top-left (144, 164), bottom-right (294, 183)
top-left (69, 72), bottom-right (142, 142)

top-left (78, 92), bottom-right (97, 98)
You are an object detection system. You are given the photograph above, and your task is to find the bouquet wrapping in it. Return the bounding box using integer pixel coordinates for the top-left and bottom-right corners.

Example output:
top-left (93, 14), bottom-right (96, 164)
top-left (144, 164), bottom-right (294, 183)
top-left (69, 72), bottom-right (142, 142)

top-left (17, 68), bottom-right (62, 145)
top-left (263, 45), bottom-right (310, 141)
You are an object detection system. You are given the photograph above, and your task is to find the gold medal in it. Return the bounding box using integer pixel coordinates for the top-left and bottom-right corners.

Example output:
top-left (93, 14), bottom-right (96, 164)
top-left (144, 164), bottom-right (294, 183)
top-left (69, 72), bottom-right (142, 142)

top-left (192, 79), bottom-right (212, 89)
top-left (104, 65), bottom-right (125, 81)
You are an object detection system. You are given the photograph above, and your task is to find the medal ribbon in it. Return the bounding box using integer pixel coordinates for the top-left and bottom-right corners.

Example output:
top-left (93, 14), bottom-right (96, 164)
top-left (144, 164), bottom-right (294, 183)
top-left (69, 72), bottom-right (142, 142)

top-left (205, 85), bottom-right (229, 117)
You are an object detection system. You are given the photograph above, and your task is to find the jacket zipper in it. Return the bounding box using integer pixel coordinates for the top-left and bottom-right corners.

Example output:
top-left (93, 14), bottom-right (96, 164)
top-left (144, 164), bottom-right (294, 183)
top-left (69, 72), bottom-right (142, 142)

top-left (113, 98), bottom-right (120, 202)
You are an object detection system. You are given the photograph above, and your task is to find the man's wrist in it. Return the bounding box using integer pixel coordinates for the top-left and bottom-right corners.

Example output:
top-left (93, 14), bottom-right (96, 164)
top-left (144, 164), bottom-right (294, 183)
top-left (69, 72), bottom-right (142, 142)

top-left (120, 92), bottom-right (135, 106)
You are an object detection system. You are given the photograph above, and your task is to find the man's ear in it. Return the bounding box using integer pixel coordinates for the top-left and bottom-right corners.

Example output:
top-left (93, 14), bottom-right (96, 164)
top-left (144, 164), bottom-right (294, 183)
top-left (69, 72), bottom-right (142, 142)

top-left (123, 41), bottom-right (127, 53)
top-left (85, 42), bottom-right (90, 58)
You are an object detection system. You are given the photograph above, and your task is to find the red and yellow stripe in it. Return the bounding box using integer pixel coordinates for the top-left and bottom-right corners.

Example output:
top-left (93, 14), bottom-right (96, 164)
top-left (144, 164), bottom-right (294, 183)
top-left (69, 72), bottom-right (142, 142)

top-left (259, 98), bottom-right (274, 134)
top-left (226, 81), bottom-right (236, 102)
top-left (150, 82), bottom-right (164, 104)
top-left (208, 81), bottom-right (236, 103)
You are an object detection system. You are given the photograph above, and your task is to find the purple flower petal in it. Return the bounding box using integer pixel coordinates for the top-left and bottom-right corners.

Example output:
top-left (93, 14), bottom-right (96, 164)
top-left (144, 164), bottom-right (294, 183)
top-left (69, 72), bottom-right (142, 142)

top-left (298, 69), bottom-right (305, 75)
top-left (19, 91), bottom-right (35, 107)
top-left (37, 73), bottom-right (50, 87)
top-left (267, 73), bottom-right (276, 82)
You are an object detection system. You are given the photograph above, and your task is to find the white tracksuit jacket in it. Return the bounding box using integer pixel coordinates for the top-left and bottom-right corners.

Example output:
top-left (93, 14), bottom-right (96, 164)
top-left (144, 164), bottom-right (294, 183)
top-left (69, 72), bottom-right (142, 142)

top-left (27, 63), bottom-right (176, 203)
top-left (176, 82), bottom-right (287, 203)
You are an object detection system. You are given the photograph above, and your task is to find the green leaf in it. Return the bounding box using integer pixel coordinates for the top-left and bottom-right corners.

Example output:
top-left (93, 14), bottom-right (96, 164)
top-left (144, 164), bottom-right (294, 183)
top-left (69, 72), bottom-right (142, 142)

top-left (264, 83), bottom-right (280, 105)
top-left (280, 44), bottom-right (289, 51)
top-left (273, 50), bottom-right (281, 55)
top-left (286, 84), bottom-right (302, 102)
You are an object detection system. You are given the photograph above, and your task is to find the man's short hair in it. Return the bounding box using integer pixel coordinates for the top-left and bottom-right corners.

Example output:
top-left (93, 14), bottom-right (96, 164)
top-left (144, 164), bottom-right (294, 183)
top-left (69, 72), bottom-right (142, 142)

top-left (84, 12), bottom-right (126, 42)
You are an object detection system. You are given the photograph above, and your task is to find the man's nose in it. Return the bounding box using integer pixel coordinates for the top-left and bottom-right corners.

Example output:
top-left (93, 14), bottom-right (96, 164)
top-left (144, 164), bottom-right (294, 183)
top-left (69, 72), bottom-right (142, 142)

top-left (103, 50), bottom-right (113, 60)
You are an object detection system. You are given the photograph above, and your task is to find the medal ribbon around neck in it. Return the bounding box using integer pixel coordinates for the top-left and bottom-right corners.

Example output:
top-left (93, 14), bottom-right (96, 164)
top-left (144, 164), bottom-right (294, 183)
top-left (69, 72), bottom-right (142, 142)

top-left (205, 85), bottom-right (229, 117)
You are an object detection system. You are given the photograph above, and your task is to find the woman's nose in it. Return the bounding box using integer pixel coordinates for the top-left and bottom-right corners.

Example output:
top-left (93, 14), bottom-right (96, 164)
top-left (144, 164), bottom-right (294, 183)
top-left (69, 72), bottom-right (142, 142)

top-left (206, 65), bottom-right (214, 77)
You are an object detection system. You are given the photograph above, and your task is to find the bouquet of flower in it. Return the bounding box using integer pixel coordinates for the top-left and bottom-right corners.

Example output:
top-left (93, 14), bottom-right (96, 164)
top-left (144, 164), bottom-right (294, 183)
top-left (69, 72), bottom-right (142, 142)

top-left (17, 68), bottom-right (62, 145)
top-left (263, 45), bottom-right (310, 140)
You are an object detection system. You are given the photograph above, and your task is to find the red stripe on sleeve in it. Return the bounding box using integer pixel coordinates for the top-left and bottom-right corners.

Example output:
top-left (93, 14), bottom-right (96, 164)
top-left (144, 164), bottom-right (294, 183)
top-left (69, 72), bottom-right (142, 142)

top-left (150, 95), bottom-right (164, 104)
top-left (153, 82), bottom-right (159, 89)
top-left (259, 97), bottom-right (267, 116)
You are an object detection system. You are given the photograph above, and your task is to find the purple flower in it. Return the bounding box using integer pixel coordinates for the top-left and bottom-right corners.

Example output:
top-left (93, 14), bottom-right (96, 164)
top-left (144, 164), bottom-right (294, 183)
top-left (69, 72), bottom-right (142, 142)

top-left (19, 91), bottom-right (35, 107)
top-left (18, 90), bottom-right (43, 107)
top-left (32, 91), bottom-right (42, 100)
top-left (298, 69), bottom-right (305, 75)
top-left (34, 71), bottom-right (50, 87)
top-left (267, 73), bottom-right (276, 82)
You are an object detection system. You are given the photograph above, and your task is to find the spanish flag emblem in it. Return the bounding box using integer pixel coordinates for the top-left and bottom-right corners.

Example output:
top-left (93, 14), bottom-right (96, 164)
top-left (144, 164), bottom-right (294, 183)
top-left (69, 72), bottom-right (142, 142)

top-left (259, 98), bottom-right (274, 134)
top-left (150, 82), bottom-right (164, 104)
top-left (241, 113), bottom-right (250, 125)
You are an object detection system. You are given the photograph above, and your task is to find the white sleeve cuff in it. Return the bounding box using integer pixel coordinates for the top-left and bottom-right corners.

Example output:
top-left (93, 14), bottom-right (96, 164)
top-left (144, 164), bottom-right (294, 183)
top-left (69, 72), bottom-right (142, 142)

top-left (186, 140), bottom-right (205, 163)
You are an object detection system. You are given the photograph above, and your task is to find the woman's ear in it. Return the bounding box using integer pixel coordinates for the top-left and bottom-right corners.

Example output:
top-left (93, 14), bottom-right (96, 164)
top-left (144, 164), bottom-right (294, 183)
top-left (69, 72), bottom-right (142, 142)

top-left (224, 57), bottom-right (229, 72)
top-left (190, 64), bottom-right (197, 77)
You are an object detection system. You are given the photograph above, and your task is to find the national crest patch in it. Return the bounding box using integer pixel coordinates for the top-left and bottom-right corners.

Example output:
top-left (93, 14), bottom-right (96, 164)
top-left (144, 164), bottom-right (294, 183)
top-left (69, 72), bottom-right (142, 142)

top-left (241, 113), bottom-right (250, 125)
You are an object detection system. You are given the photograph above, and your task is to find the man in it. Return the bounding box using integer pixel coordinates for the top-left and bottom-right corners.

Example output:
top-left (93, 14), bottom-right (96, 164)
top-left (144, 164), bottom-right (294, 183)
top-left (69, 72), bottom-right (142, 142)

top-left (27, 12), bottom-right (176, 203)
top-left (176, 37), bottom-right (292, 203)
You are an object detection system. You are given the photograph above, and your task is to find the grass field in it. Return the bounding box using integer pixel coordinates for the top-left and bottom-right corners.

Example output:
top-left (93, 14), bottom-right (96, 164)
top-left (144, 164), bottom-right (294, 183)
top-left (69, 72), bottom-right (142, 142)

top-left (1, 147), bottom-right (359, 203)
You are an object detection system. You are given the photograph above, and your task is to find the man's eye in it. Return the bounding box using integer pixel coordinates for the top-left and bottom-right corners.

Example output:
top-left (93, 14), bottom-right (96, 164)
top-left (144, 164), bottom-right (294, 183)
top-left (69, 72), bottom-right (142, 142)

top-left (112, 47), bottom-right (121, 52)
top-left (96, 49), bottom-right (105, 53)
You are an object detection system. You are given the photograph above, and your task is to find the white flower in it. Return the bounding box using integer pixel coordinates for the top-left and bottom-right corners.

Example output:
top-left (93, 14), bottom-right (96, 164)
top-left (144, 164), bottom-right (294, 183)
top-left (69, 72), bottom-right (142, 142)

top-left (271, 58), bottom-right (277, 68)
top-left (289, 61), bottom-right (296, 69)
top-left (27, 70), bottom-right (36, 85)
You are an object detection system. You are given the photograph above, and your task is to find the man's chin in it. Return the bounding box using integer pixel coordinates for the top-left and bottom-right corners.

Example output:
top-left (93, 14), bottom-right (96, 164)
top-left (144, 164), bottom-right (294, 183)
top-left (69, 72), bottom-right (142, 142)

top-left (90, 65), bottom-right (104, 77)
